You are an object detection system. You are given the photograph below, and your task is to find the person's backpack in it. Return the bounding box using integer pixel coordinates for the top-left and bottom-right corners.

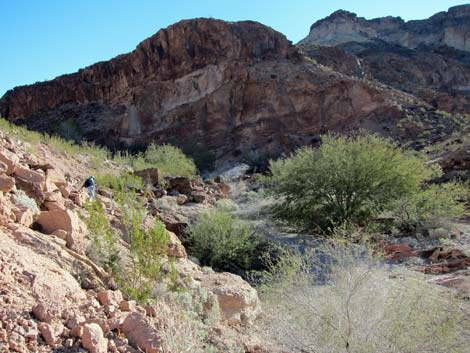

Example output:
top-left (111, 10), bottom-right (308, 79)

top-left (83, 177), bottom-right (94, 188)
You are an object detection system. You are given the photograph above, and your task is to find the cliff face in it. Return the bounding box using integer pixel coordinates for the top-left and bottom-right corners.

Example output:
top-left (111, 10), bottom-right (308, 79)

top-left (0, 18), bottom-right (456, 164)
top-left (301, 5), bottom-right (470, 52)
top-left (0, 19), bottom-right (410, 161)
top-left (300, 6), bottom-right (470, 114)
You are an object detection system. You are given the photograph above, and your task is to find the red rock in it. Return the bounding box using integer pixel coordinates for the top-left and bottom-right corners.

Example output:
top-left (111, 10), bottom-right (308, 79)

top-left (0, 19), bottom-right (431, 166)
top-left (167, 231), bottom-right (187, 258)
top-left (134, 168), bottom-right (160, 185)
top-left (36, 209), bottom-right (87, 253)
top-left (0, 160), bottom-right (8, 174)
top-left (13, 166), bottom-right (45, 184)
top-left (8, 332), bottom-right (27, 352)
top-left (32, 302), bottom-right (55, 323)
top-left (383, 243), bottom-right (417, 260)
top-left (121, 312), bottom-right (163, 353)
top-left (38, 322), bottom-right (62, 346)
top-left (45, 168), bottom-right (67, 188)
top-left (0, 174), bottom-right (15, 192)
top-left (119, 301), bottom-right (137, 312)
top-left (12, 207), bottom-right (34, 227)
top-left (81, 323), bottom-right (108, 353)
top-left (96, 290), bottom-right (123, 307)
top-left (0, 150), bottom-right (19, 175)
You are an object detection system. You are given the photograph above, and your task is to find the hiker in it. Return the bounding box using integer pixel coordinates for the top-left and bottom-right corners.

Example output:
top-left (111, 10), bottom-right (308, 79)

top-left (83, 176), bottom-right (96, 200)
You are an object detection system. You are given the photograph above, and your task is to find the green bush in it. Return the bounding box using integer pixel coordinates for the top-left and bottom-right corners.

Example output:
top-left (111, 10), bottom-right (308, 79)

top-left (187, 208), bottom-right (280, 278)
top-left (83, 186), bottom-right (171, 303)
top-left (84, 200), bottom-right (120, 272)
top-left (134, 143), bottom-right (197, 178)
top-left (114, 187), bottom-right (170, 302)
top-left (95, 173), bottom-right (144, 192)
top-left (264, 134), bottom-right (446, 231)
top-left (391, 183), bottom-right (466, 231)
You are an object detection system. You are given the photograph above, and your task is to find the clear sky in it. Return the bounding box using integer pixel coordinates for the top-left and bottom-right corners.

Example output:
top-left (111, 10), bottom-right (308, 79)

top-left (0, 0), bottom-right (468, 97)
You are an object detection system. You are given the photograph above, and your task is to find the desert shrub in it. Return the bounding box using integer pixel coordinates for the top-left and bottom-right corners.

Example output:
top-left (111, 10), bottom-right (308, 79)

top-left (84, 200), bottom-right (120, 271)
top-left (83, 185), bottom-right (171, 302)
top-left (260, 240), bottom-right (470, 353)
top-left (187, 208), bottom-right (280, 279)
top-left (95, 173), bottom-right (144, 191)
top-left (264, 134), bottom-right (447, 231)
top-left (11, 190), bottom-right (40, 216)
top-left (391, 182), bottom-right (466, 231)
top-left (115, 188), bottom-right (170, 302)
top-left (134, 143), bottom-right (197, 178)
top-left (0, 117), bottom-right (122, 171)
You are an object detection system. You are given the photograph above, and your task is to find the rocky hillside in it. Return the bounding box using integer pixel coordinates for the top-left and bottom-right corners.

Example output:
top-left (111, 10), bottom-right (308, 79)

top-left (0, 18), bottom-right (458, 165)
top-left (300, 5), bottom-right (470, 114)
top-left (0, 128), bottom-right (267, 352)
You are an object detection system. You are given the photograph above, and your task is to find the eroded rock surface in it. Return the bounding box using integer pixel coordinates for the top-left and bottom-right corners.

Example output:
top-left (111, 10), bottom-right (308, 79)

top-left (0, 18), bottom-right (447, 165)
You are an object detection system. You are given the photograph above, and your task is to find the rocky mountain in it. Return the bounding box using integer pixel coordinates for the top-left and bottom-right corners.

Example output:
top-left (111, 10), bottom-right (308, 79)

top-left (300, 5), bottom-right (470, 114)
top-left (0, 18), bottom-right (457, 166)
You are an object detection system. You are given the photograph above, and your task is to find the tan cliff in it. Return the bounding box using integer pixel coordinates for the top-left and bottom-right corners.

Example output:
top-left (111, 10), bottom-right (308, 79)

top-left (300, 6), bottom-right (470, 114)
top-left (300, 5), bottom-right (470, 52)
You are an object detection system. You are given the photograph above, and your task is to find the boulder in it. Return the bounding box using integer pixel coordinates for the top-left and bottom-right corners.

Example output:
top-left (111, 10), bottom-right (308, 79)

top-left (45, 168), bottom-right (67, 188)
top-left (203, 272), bottom-right (262, 325)
top-left (121, 312), bottom-right (162, 353)
top-left (176, 194), bottom-right (188, 205)
top-left (134, 168), bottom-right (160, 185)
top-left (167, 231), bottom-right (187, 258)
top-left (38, 322), bottom-right (62, 346)
top-left (158, 212), bottom-right (188, 238)
top-left (12, 207), bottom-right (34, 227)
top-left (96, 290), bottom-right (123, 307)
top-left (119, 301), bottom-right (137, 312)
top-left (13, 166), bottom-right (45, 184)
top-left (383, 243), bottom-right (417, 260)
top-left (0, 150), bottom-right (19, 174)
top-left (168, 177), bottom-right (200, 195)
top-left (0, 174), bottom-right (15, 192)
top-left (36, 209), bottom-right (87, 253)
top-left (81, 323), bottom-right (108, 353)
top-left (191, 191), bottom-right (208, 204)
top-left (0, 160), bottom-right (7, 174)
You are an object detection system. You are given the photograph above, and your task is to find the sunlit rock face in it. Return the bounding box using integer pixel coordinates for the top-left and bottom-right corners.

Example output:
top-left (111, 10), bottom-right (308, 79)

top-left (300, 5), bottom-right (470, 114)
top-left (0, 18), bottom-right (442, 163)
top-left (301, 5), bottom-right (470, 52)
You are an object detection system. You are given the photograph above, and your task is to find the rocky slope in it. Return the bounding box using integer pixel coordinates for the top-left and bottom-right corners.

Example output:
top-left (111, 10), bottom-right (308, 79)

top-left (300, 6), bottom-right (470, 114)
top-left (0, 131), bottom-right (266, 352)
top-left (0, 18), bottom-right (456, 165)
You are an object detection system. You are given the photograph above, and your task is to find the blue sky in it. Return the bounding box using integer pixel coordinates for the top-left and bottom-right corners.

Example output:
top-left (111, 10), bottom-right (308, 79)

top-left (0, 0), bottom-right (468, 97)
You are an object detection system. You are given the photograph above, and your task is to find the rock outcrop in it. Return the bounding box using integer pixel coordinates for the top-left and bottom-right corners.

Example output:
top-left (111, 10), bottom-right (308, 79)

top-left (0, 18), bottom-right (449, 165)
top-left (0, 128), bottom-right (267, 351)
top-left (301, 6), bottom-right (470, 51)
top-left (300, 6), bottom-right (470, 114)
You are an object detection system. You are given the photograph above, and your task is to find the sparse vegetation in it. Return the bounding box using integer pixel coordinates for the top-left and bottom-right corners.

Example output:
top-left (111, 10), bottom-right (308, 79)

top-left (84, 200), bottom-right (120, 272)
top-left (264, 134), bottom-right (463, 232)
top-left (95, 173), bottom-right (144, 192)
top-left (133, 143), bottom-right (197, 177)
top-left (261, 240), bottom-right (470, 353)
